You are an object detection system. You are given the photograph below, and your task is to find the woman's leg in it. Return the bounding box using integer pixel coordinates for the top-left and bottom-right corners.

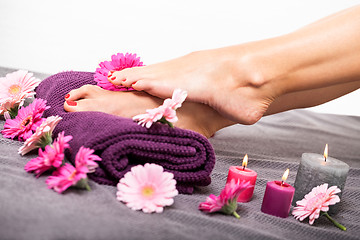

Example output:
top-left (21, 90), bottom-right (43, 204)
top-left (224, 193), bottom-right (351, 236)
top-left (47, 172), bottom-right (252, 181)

top-left (108, 5), bottom-right (360, 124)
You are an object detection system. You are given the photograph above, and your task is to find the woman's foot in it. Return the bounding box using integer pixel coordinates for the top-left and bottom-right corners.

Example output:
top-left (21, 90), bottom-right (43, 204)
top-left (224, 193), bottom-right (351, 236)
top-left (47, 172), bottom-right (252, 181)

top-left (63, 85), bottom-right (234, 138)
top-left (109, 46), bottom-right (278, 125)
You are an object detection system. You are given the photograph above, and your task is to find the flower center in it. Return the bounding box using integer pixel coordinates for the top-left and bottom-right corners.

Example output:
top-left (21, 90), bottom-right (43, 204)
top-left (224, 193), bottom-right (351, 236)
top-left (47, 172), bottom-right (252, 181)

top-left (8, 84), bottom-right (21, 95)
top-left (305, 193), bottom-right (326, 211)
top-left (21, 116), bottom-right (33, 128)
top-left (141, 186), bottom-right (155, 198)
top-left (68, 170), bottom-right (77, 180)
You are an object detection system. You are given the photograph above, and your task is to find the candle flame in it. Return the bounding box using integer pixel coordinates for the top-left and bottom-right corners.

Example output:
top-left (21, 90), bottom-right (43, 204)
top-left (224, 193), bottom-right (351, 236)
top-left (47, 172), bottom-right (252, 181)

top-left (324, 144), bottom-right (328, 161)
top-left (242, 154), bottom-right (248, 169)
top-left (282, 169), bottom-right (289, 183)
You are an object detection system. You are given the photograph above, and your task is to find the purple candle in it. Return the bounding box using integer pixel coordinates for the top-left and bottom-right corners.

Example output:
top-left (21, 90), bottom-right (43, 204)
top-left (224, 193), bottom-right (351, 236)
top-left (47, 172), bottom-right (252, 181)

top-left (261, 169), bottom-right (295, 218)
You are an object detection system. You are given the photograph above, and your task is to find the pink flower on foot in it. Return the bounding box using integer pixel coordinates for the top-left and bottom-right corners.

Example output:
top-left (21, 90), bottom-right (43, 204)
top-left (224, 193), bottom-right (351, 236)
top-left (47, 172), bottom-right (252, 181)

top-left (133, 89), bottom-right (187, 128)
top-left (18, 115), bottom-right (62, 155)
top-left (292, 183), bottom-right (341, 225)
top-left (199, 179), bottom-right (252, 218)
top-left (46, 163), bottom-right (85, 194)
top-left (116, 163), bottom-right (178, 213)
top-left (1, 98), bottom-right (49, 141)
top-left (24, 131), bottom-right (72, 177)
top-left (94, 53), bottom-right (144, 91)
top-left (75, 146), bottom-right (102, 174)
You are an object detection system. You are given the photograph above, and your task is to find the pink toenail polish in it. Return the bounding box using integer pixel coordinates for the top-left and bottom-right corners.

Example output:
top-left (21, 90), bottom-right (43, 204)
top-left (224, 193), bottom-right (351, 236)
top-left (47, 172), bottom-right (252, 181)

top-left (66, 100), bottom-right (77, 106)
top-left (122, 79), bottom-right (126, 82)
top-left (65, 94), bottom-right (70, 99)
top-left (111, 76), bottom-right (116, 80)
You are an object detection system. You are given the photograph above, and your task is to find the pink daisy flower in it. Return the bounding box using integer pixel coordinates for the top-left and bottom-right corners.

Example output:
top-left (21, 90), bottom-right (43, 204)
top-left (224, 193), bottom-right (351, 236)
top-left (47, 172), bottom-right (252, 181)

top-left (0, 70), bottom-right (41, 116)
top-left (199, 179), bottom-right (252, 218)
top-left (133, 89), bottom-right (187, 128)
top-left (18, 115), bottom-right (62, 155)
top-left (75, 146), bottom-right (102, 174)
top-left (94, 53), bottom-right (144, 91)
top-left (132, 106), bottom-right (166, 128)
top-left (1, 98), bottom-right (49, 141)
top-left (24, 131), bottom-right (72, 177)
top-left (46, 163), bottom-right (87, 194)
top-left (0, 92), bottom-right (27, 118)
top-left (116, 163), bottom-right (178, 213)
top-left (45, 144), bottom-right (100, 194)
top-left (292, 183), bottom-right (346, 230)
top-left (53, 131), bottom-right (73, 154)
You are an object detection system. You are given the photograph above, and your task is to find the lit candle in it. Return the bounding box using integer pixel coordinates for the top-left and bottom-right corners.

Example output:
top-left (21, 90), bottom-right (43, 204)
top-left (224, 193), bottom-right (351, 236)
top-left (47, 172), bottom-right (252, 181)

top-left (226, 154), bottom-right (257, 202)
top-left (292, 144), bottom-right (349, 213)
top-left (261, 169), bottom-right (295, 218)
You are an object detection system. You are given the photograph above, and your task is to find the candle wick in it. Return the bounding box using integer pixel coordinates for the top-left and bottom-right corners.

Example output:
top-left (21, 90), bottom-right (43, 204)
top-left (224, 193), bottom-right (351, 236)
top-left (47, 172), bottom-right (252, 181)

top-left (324, 156), bottom-right (327, 162)
top-left (243, 166), bottom-right (245, 171)
top-left (281, 181), bottom-right (284, 186)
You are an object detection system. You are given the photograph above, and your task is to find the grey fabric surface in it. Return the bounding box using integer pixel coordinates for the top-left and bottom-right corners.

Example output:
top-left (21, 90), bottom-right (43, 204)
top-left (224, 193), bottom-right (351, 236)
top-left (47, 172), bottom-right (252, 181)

top-left (0, 67), bottom-right (359, 240)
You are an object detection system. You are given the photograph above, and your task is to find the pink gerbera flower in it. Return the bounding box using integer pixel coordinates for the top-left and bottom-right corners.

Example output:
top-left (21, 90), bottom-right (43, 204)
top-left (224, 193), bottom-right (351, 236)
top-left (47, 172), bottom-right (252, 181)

top-left (116, 163), bottom-right (178, 213)
top-left (24, 131), bottom-right (72, 177)
top-left (75, 146), bottom-right (102, 174)
top-left (133, 89), bottom-right (187, 128)
top-left (292, 183), bottom-right (346, 230)
top-left (53, 131), bottom-right (73, 155)
top-left (199, 179), bottom-right (252, 218)
top-left (0, 92), bottom-right (27, 118)
top-left (94, 53), bottom-right (144, 91)
top-left (0, 70), bottom-right (41, 117)
top-left (45, 144), bottom-right (100, 194)
top-left (1, 98), bottom-right (49, 141)
top-left (46, 163), bottom-right (87, 194)
top-left (18, 115), bottom-right (62, 155)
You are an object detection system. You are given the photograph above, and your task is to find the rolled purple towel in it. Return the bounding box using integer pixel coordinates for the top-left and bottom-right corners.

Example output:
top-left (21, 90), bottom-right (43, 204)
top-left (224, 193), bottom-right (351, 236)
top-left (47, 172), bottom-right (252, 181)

top-left (35, 71), bottom-right (215, 194)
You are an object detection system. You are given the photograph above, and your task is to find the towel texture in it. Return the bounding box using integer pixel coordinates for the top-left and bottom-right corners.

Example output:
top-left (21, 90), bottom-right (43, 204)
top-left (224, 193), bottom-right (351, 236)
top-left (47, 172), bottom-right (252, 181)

top-left (35, 71), bottom-right (215, 194)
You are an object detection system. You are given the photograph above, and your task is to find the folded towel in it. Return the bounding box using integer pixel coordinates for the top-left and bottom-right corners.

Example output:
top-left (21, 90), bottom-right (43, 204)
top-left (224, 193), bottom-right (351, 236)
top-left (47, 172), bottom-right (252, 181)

top-left (35, 71), bottom-right (215, 194)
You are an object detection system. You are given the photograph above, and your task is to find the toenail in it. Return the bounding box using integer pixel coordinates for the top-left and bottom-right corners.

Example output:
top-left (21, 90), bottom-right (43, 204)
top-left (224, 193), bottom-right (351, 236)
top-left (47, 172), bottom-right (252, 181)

top-left (122, 79), bottom-right (126, 82)
top-left (66, 100), bottom-right (77, 106)
top-left (65, 94), bottom-right (70, 99)
top-left (111, 76), bottom-right (116, 80)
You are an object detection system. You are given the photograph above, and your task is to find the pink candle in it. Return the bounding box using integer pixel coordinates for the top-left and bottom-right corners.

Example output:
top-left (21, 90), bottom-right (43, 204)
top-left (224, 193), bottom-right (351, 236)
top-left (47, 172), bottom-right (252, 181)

top-left (261, 169), bottom-right (295, 218)
top-left (226, 154), bottom-right (257, 202)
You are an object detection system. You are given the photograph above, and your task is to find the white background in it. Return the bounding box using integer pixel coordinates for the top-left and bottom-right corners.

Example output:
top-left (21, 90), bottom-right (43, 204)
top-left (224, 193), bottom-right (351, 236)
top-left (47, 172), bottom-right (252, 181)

top-left (0, 0), bottom-right (359, 116)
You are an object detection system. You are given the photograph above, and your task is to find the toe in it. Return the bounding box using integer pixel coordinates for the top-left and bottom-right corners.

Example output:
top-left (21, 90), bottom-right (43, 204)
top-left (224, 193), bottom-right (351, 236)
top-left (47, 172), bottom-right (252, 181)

top-left (64, 99), bottom-right (79, 112)
top-left (64, 84), bottom-right (101, 101)
top-left (111, 67), bottom-right (145, 87)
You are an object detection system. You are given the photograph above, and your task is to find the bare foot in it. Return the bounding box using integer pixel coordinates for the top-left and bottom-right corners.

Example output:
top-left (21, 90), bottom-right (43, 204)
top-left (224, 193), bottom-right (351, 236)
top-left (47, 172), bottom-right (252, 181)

top-left (109, 46), bottom-right (278, 125)
top-left (63, 85), bottom-right (234, 138)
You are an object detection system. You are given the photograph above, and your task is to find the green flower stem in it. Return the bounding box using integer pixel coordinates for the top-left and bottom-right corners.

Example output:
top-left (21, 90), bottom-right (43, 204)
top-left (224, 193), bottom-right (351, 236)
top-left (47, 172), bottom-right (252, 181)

top-left (233, 211), bottom-right (240, 219)
top-left (158, 117), bottom-right (174, 128)
top-left (322, 212), bottom-right (347, 231)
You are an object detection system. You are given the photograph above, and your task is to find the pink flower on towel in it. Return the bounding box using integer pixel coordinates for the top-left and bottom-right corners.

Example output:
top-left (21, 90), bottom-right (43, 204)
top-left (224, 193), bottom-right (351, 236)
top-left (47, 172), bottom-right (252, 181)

top-left (199, 179), bottom-right (252, 219)
top-left (94, 53), bottom-right (144, 91)
top-left (46, 145), bottom-right (101, 193)
top-left (0, 93), bottom-right (27, 119)
top-left (24, 131), bottom-right (72, 177)
top-left (0, 70), bottom-right (41, 114)
top-left (19, 115), bottom-right (62, 155)
top-left (292, 183), bottom-right (346, 230)
top-left (116, 163), bottom-right (178, 213)
top-left (1, 98), bottom-right (49, 141)
top-left (75, 146), bottom-right (102, 174)
top-left (133, 89), bottom-right (187, 128)
top-left (46, 163), bottom-right (85, 194)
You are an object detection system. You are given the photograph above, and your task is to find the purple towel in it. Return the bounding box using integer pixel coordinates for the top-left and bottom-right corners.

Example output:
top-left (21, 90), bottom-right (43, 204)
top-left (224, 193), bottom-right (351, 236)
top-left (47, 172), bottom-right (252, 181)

top-left (35, 71), bottom-right (215, 194)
